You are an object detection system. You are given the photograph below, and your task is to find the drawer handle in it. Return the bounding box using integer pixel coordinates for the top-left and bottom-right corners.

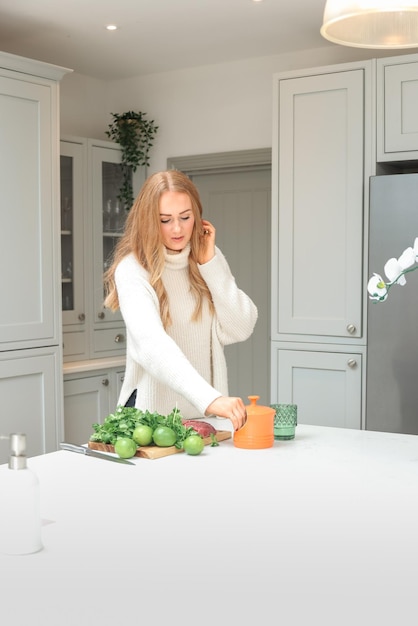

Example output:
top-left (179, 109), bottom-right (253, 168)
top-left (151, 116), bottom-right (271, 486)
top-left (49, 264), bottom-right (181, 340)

top-left (98, 311), bottom-right (105, 320)
top-left (346, 324), bottom-right (356, 335)
top-left (115, 334), bottom-right (125, 343)
top-left (347, 359), bottom-right (357, 369)
top-left (78, 313), bottom-right (85, 322)
top-left (102, 378), bottom-right (109, 386)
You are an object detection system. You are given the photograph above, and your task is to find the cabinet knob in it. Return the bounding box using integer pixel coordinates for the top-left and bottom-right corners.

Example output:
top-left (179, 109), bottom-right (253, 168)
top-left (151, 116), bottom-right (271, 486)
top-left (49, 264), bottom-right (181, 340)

top-left (78, 313), bottom-right (85, 322)
top-left (98, 311), bottom-right (105, 320)
top-left (346, 324), bottom-right (356, 335)
top-left (347, 359), bottom-right (357, 369)
top-left (102, 378), bottom-right (109, 386)
top-left (114, 334), bottom-right (125, 343)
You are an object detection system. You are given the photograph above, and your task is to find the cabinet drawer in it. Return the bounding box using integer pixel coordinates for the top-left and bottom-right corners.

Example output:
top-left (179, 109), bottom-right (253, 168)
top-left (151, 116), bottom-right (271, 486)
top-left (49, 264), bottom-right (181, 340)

top-left (63, 330), bottom-right (87, 360)
top-left (93, 327), bottom-right (126, 356)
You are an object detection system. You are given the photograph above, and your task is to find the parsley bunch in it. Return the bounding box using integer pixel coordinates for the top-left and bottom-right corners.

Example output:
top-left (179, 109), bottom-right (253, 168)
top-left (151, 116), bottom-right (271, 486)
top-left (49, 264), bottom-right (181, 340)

top-left (90, 405), bottom-right (197, 449)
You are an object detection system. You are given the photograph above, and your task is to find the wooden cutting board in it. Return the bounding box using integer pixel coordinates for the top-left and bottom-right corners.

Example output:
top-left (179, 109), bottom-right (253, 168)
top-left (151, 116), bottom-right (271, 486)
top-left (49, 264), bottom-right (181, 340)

top-left (88, 430), bottom-right (231, 460)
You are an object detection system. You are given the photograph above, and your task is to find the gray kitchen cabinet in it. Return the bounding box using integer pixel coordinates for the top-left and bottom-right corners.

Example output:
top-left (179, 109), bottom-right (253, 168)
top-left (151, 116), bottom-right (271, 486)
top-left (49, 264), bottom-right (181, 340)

top-left (63, 366), bottom-right (125, 445)
top-left (271, 60), bottom-right (372, 428)
top-left (271, 345), bottom-right (364, 429)
top-left (61, 138), bottom-right (88, 361)
top-left (116, 369), bottom-right (125, 399)
top-left (60, 136), bottom-right (145, 362)
top-left (0, 52), bottom-right (69, 464)
top-left (377, 52), bottom-right (418, 161)
top-left (0, 348), bottom-right (63, 465)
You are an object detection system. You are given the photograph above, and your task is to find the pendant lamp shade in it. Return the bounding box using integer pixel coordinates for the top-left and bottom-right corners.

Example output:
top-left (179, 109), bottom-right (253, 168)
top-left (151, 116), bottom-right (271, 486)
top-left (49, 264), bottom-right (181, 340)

top-left (321, 0), bottom-right (418, 49)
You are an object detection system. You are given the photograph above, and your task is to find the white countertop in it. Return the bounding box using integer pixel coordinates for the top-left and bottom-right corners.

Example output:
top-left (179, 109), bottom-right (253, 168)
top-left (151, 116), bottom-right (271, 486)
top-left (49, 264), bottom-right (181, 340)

top-left (2, 421), bottom-right (417, 625)
top-left (63, 356), bottom-right (125, 375)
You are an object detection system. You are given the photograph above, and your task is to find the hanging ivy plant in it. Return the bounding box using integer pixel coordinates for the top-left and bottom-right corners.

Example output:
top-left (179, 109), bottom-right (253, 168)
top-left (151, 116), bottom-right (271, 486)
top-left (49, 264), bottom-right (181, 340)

top-left (106, 111), bottom-right (159, 209)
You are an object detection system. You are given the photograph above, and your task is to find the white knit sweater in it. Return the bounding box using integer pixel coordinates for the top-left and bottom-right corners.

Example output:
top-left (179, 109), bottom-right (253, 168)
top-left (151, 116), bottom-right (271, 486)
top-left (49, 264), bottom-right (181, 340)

top-left (115, 244), bottom-right (258, 418)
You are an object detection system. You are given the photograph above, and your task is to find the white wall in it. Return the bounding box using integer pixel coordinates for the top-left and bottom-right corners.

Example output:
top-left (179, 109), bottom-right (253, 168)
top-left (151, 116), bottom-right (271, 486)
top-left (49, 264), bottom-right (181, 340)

top-left (59, 44), bottom-right (403, 173)
top-left (60, 73), bottom-right (108, 139)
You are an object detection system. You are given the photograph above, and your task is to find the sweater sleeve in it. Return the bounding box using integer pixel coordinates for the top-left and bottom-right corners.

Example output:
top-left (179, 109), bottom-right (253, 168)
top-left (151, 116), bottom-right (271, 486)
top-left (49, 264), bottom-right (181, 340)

top-left (115, 255), bottom-right (221, 415)
top-left (198, 247), bottom-right (258, 346)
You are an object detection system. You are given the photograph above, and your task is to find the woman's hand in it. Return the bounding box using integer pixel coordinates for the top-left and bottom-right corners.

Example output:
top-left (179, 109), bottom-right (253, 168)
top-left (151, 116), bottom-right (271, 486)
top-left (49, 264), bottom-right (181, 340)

top-left (197, 219), bottom-right (216, 265)
top-left (205, 396), bottom-right (247, 431)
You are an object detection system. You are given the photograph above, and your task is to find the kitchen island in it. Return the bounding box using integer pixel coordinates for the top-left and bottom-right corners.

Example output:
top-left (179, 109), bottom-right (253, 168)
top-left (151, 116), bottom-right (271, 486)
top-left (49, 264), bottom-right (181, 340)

top-left (1, 420), bottom-right (417, 626)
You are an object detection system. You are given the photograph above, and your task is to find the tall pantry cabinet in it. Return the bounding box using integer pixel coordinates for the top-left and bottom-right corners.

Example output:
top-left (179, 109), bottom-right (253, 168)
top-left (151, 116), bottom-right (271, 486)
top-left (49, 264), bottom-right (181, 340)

top-left (271, 60), bottom-right (373, 429)
top-left (0, 52), bottom-right (70, 464)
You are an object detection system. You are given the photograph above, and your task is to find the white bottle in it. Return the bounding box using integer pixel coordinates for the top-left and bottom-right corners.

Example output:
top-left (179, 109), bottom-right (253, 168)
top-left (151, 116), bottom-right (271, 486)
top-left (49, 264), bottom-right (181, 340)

top-left (0, 433), bottom-right (43, 555)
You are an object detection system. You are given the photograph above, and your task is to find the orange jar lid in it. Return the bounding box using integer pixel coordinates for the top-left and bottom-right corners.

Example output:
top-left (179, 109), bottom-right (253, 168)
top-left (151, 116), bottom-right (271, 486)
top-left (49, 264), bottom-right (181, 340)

top-left (233, 395), bottom-right (274, 449)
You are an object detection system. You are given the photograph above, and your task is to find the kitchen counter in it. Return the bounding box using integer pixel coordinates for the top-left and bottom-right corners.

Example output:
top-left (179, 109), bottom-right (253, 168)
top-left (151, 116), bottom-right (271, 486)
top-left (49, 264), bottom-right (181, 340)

top-left (62, 355), bottom-right (125, 375)
top-left (1, 421), bottom-right (417, 625)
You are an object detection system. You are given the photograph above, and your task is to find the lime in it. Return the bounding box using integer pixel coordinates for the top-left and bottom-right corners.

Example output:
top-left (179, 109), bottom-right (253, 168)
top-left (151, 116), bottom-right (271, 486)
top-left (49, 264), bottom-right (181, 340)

top-left (152, 425), bottom-right (177, 447)
top-left (183, 435), bottom-right (204, 456)
top-left (133, 424), bottom-right (153, 446)
top-left (114, 437), bottom-right (137, 459)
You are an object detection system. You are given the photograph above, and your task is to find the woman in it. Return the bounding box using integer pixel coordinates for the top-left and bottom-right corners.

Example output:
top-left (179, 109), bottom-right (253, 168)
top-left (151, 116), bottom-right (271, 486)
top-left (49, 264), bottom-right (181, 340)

top-left (104, 170), bottom-right (258, 430)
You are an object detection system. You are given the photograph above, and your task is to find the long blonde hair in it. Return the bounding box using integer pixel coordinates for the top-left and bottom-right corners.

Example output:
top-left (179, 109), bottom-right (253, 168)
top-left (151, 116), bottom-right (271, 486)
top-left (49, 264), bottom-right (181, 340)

top-left (104, 170), bottom-right (214, 327)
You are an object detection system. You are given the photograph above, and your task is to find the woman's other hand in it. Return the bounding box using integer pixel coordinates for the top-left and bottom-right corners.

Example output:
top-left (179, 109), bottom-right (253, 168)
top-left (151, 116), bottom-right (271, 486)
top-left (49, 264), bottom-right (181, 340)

top-left (198, 219), bottom-right (216, 264)
top-left (205, 396), bottom-right (247, 431)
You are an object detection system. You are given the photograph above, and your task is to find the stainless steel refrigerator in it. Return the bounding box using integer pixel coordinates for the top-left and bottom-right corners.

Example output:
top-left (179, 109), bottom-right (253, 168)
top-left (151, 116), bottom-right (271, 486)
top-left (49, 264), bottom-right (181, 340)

top-left (367, 173), bottom-right (418, 435)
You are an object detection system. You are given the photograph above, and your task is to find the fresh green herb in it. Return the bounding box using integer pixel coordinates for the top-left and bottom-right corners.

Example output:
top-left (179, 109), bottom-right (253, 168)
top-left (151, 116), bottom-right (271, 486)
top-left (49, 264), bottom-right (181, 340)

top-left (162, 406), bottom-right (197, 448)
top-left (90, 405), bottom-right (198, 449)
top-left (210, 433), bottom-right (220, 447)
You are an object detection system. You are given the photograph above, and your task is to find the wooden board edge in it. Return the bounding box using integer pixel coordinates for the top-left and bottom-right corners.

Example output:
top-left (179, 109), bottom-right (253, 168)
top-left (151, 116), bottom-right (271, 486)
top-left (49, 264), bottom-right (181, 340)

top-left (88, 430), bottom-right (232, 460)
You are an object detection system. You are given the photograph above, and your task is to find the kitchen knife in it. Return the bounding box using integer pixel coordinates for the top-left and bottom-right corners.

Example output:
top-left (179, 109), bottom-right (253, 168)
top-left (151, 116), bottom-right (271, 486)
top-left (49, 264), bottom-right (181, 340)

top-left (60, 442), bottom-right (135, 465)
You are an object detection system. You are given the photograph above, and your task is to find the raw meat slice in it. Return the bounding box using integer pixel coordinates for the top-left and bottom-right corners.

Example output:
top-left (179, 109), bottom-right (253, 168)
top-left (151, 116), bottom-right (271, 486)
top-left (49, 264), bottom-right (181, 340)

top-left (182, 420), bottom-right (217, 437)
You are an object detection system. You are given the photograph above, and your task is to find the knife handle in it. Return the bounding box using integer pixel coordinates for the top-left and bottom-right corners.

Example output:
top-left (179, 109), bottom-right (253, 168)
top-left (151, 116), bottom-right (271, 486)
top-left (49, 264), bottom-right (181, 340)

top-left (60, 442), bottom-right (86, 454)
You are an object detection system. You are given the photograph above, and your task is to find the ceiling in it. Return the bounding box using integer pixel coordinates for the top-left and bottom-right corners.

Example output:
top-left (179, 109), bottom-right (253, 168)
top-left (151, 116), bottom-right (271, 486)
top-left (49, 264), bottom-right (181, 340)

top-left (0, 0), bottom-right (333, 80)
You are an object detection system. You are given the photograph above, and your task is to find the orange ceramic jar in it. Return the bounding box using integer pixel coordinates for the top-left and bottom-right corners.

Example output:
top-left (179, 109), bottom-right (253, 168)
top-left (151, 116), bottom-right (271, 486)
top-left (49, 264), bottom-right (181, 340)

top-left (233, 395), bottom-right (274, 449)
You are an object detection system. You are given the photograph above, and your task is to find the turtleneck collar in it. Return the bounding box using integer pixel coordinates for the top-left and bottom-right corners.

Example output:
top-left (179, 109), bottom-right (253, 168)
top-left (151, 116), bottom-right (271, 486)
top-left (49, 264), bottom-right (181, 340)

top-left (163, 242), bottom-right (191, 270)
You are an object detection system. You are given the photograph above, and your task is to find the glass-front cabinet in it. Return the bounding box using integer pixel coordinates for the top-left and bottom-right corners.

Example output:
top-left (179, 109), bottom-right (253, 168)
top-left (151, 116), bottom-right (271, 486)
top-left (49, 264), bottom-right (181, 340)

top-left (89, 140), bottom-right (145, 358)
top-left (91, 143), bottom-right (127, 326)
top-left (60, 136), bottom-right (145, 363)
top-left (60, 140), bottom-right (86, 329)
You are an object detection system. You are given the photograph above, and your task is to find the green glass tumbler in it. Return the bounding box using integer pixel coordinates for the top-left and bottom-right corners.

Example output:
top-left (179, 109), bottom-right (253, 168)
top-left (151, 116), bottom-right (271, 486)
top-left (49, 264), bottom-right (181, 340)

top-left (270, 404), bottom-right (297, 440)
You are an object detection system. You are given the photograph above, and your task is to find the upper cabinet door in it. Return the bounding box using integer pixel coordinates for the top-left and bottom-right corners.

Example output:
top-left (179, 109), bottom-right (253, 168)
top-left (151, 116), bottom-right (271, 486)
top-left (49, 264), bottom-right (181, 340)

top-left (61, 139), bottom-right (87, 329)
top-left (0, 73), bottom-right (59, 350)
top-left (272, 66), bottom-right (368, 341)
top-left (90, 139), bottom-right (145, 333)
top-left (377, 54), bottom-right (418, 160)
top-left (90, 142), bottom-right (127, 326)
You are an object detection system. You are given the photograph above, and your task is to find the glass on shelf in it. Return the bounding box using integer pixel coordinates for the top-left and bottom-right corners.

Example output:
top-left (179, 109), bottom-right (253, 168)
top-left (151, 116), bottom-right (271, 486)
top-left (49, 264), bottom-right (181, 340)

top-left (103, 236), bottom-right (118, 273)
top-left (62, 196), bottom-right (72, 231)
top-left (62, 283), bottom-right (73, 311)
top-left (103, 198), bottom-right (113, 232)
top-left (114, 200), bottom-right (124, 232)
top-left (103, 198), bottom-right (125, 233)
top-left (63, 261), bottom-right (72, 279)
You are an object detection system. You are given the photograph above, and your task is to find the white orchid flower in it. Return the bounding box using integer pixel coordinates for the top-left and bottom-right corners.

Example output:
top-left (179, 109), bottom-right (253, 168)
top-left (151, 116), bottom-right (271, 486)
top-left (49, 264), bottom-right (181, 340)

top-left (367, 273), bottom-right (388, 301)
top-left (368, 238), bottom-right (418, 302)
top-left (413, 238), bottom-right (418, 259)
top-left (398, 246), bottom-right (416, 269)
top-left (384, 258), bottom-right (406, 285)
top-left (384, 247), bottom-right (415, 286)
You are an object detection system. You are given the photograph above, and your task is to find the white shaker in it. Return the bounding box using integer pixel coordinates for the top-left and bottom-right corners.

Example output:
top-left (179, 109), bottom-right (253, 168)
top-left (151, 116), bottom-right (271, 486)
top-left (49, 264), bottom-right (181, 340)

top-left (0, 433), bottom-right (43, 555)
